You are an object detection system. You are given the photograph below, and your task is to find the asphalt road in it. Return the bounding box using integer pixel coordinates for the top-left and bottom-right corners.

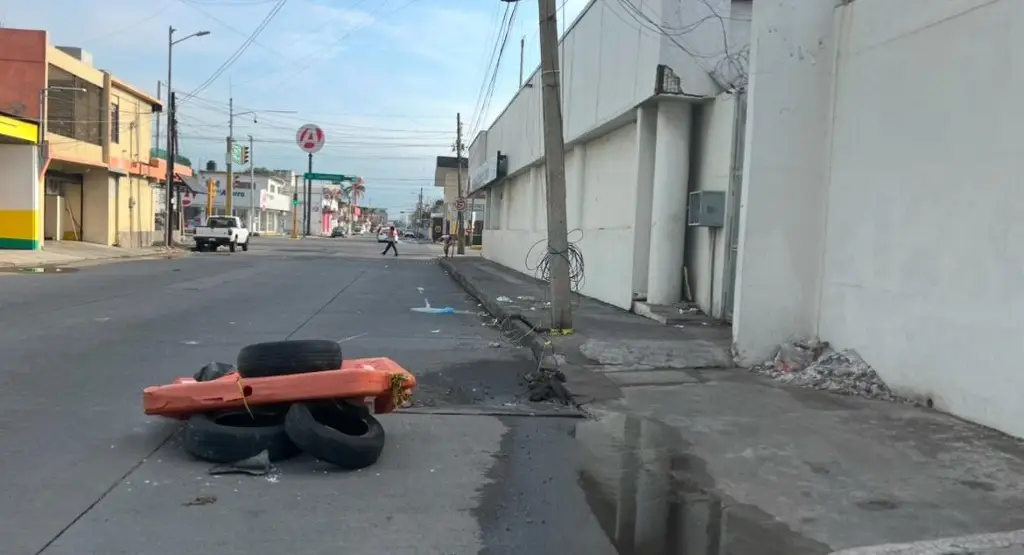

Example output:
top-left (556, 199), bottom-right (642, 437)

top-left (0, 235), bottom-right (617, 555)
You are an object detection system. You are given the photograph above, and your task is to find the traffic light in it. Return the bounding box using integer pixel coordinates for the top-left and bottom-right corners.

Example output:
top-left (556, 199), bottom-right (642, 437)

top-left (240, 146), bottom-right (250, 165)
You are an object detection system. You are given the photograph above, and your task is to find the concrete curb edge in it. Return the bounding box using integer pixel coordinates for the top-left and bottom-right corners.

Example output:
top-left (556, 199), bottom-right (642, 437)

top-left (437, 257), bottom-right (551, 365)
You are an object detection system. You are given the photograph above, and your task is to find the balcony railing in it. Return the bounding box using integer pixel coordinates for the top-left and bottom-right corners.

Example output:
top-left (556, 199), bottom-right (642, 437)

top-left (150, 148), bottom-right (192, 167)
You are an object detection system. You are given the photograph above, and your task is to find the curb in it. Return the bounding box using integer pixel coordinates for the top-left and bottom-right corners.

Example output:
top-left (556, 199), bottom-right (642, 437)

top-left (0, 247), bottom-right (190, 269)
top-left (437, 257), bottom-right (553, 365)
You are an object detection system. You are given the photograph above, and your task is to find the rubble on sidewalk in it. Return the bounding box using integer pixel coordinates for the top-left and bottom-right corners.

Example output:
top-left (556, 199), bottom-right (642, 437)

top-left (750, 339), bottom-right (909, 403)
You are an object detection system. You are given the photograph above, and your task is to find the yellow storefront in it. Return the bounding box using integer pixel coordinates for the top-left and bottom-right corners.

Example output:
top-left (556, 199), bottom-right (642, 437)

top-left (0, 113), bottom-right (41, 250)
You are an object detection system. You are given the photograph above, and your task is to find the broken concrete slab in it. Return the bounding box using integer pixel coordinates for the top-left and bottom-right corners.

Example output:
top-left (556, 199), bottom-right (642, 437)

top-left (580, 338), bottom-right (734, 369)
top-left (605, 370), bottom-right (704, 387)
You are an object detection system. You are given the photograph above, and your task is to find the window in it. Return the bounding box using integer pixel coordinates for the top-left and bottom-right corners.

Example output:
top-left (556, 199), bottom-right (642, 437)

top-left (47, 65), bottom-right (104, 146)
top-left (110, 103), bottom-right (120, 144)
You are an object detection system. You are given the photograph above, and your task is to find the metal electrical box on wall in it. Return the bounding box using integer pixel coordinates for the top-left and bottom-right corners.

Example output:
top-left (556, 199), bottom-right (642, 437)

top-left (687, 190), bottom-right (726, 227)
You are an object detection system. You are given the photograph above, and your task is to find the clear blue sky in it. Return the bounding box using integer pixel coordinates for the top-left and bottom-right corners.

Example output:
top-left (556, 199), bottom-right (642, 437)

top-left (1, 0), bottom-right (587, 215)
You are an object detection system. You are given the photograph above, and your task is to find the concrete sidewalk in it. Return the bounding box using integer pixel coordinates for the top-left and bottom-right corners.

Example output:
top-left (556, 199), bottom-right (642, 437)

top-left (439, 255), bottom-right (1024, 555)
top-left (0, 241), bottom-right (185, 268)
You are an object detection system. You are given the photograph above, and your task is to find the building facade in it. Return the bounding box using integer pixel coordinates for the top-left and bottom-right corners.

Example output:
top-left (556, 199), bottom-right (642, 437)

top-left (0, 28), bottom-right (192, 249)
top-left (0, 111), bottom-right (40, 249)
top-left (469, 0), bottom-right (1024, 440)
top-left (190, 171), bottom-right (292, 234)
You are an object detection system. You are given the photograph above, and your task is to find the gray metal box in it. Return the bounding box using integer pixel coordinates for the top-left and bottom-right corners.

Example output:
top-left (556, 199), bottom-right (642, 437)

top-left (687, 190), bottom-right (726, 228)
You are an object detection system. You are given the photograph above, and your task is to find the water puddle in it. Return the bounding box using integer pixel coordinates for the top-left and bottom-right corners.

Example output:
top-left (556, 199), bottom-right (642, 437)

top-left (0, 265), bottom-right (79, 274)
top-left (573, 412), bottom-right (831, 555)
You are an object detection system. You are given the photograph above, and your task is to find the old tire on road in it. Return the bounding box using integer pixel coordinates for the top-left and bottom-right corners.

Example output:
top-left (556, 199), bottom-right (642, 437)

top-left (236, 339), bottom-right (343, 379)
top-left (285, 401), bottom-right (385, 469)
top-left (182, 409), bottom-right (300, 463)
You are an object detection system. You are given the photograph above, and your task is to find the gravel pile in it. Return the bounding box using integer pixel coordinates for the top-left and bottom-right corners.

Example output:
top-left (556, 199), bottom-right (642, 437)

top-left (750, 342), bottom-right (910, 403)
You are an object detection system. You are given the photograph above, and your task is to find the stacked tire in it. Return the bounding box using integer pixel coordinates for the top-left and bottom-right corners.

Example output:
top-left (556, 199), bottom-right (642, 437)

top-left (181, 340), bottom-right (387, 470)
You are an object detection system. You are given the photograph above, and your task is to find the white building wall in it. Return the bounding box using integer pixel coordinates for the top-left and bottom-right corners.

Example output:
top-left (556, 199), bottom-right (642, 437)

top-left (818, 0), bottom-right (1024, 437)
top-left (686, 93), bottom-right (737, 318)
top-left (730, 0), bottom-right (839, 365)
top-left (473, 0), bottom-right (751, 310)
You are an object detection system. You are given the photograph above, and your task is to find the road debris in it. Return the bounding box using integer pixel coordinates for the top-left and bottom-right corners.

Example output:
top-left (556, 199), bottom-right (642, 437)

top-left (183, 495), bottom-right (217, 506)
top-left (750, 340), bottom-right (909, 403)
top-left (523, 368), bottom-right (573, 405)
top-left (144, 343), bottom-right (417, 471)
top-left (209, 450), bottom-right (272, 476)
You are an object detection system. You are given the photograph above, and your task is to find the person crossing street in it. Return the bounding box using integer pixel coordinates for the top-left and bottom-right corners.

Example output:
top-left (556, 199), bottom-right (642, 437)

top-left (381, 225), bottom-right (399, 257)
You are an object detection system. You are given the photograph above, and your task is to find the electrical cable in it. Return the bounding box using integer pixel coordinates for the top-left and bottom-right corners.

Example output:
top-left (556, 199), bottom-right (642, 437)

top-left (471, 1), bottom-right (518, 138)
top-left (181, 0), bottom-right (288, 100)
top-left (524, 228), bottom-right (586, 295)
top-left (178, 0), bottom-right (297, 63)
top-left (252, 0), bottom-right (424, 89)
top-left (468, 2), bottom-right (512, 136)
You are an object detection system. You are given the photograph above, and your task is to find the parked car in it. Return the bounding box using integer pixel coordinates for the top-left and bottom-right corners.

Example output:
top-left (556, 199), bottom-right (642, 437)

top-left (377, 229), bottom-right (390, 243)
top-left (403, 231), bottom-right (417, 239)
top-left (331, 227), bottom-right (347, 238)
top-left (194, 216), bottom-right (250, 252)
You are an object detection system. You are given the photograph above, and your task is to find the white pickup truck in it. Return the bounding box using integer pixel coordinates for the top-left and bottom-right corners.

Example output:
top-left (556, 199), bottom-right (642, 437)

top-left (194, 216), bottom-right (250, 252)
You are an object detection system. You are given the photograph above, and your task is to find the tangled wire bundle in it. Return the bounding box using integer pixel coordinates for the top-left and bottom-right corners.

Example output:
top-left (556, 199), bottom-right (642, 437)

top-left (524, 229), bottom-right (586, 292)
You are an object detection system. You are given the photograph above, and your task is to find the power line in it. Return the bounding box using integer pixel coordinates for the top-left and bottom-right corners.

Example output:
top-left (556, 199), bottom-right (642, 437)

top-left (471, 1), bottom-right (519, 138)
top-left (182, 0), bottom-right (288, 99)
top-left (250, 0), bottom-right (425, 89)
top-left (177, 0), bottom-right (297, 63)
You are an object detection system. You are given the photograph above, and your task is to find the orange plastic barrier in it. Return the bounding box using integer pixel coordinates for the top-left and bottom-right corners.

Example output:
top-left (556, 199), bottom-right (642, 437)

top-left (144, 357), bottom-right (416, 418)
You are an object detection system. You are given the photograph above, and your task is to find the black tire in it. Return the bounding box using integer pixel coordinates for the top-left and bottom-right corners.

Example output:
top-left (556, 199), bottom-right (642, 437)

top-left (195, 242), bottom-right (205, 252)
top-left (285, 401), bottom-right (385, 469)
top-left (229, 240), bottom-right (237, 253)
top-left (182, 409), bottom-right (300, 463)
top-left (235, 339), bottom-right (343, 378)
top-left (241, 239), bottom-right (249, 252)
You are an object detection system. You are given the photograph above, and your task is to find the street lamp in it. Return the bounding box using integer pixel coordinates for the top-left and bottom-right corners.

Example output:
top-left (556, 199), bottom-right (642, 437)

top-left (165, 26), bottom-right (210, 247)
top-left (37, 86), bottom-right (86, 169)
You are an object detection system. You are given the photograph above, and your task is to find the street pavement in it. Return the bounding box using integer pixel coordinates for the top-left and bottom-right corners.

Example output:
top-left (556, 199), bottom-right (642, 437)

top-left (0, 235), bottom-right (617, 555)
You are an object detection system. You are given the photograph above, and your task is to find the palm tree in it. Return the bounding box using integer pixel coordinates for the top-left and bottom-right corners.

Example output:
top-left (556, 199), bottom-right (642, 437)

top-left (341, 178), bottom-right (366, 231)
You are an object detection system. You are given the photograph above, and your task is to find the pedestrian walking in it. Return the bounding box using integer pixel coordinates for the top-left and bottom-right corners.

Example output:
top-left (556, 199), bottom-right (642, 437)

top-left (381, 225), bottom-right (399, 257)
top-left (442, 233), bottom-right (454, 259)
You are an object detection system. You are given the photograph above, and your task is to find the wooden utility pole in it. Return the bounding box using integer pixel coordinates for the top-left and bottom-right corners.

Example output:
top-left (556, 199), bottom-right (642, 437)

top-left (513, 0), bottom-right (572, 329)
top-left (455, 112), bottom-right (466, 255)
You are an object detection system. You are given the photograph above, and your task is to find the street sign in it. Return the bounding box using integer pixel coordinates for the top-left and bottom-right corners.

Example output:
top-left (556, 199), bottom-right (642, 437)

top-left (296, 124), bottom-right (325, 154)
top-left (454, 197), bottom-right (467, 212)
top-left (231, 142), bottom-right (244, 164)
top-left (304, 172), bottom-right (357, 182)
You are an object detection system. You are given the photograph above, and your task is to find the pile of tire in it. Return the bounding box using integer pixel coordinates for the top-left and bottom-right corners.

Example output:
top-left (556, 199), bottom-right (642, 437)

top-left (181, 340), bottom-right (386, 470)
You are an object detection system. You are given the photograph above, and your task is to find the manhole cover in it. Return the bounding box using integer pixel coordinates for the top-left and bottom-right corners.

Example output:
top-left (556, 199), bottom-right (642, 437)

top-left (0, 265), bottom-right (79, 274)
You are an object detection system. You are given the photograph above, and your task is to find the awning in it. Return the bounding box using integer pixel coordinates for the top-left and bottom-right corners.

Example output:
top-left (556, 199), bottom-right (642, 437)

top-left (0, 113), bottom-right (38, 145)
top-left (173, 173), bottom-right (201, 194)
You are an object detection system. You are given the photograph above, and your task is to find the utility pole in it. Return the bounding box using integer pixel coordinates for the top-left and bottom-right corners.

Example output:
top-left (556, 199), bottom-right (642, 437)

top-left (519, 36), bottom-right (525, 87)
top-left (291, 175), bottom-right (299, 239)
top-left (417, 186), bottom-right (425, 233)
top-left (225, 97), bottom-right (234, 217)
top-left (154, 81), bottom-right (161, 152)
top-left (248, 134), bottom-right (255, 232)
top-left (455, 112), bottom-right (466, 255)
top-left (504, 0), bottom-right (572, 329)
